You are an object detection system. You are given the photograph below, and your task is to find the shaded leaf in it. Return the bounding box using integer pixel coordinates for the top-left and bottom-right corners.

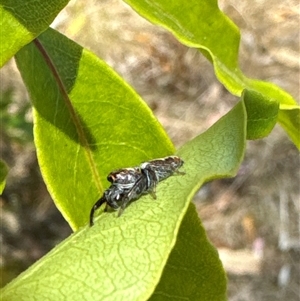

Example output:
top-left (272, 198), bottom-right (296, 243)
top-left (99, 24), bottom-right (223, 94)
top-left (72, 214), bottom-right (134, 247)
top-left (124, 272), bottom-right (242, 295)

top-left (149, 203), bottom-right (227, 301)
top-left (243, 89), bottom-right (279, 140)
top-left (0, 0), bottom-right (69, 67)
top-left (15, 28), bottom-right (174, 230)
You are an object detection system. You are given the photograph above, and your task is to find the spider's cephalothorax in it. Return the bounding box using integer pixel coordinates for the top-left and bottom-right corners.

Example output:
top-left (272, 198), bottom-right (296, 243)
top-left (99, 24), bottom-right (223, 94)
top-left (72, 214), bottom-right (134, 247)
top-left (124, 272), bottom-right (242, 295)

top-left (89, 156), bottom-right (184, 226)
top-left (107, 167), bottom-right (142, 189)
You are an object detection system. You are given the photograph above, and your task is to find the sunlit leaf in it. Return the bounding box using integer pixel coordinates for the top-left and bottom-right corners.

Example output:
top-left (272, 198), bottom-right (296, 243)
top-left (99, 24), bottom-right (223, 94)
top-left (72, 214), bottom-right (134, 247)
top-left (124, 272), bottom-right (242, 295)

top-left (15, 28), bottom-right (174, 230)
top-left (278, 106), bottom-right (300, 148)
top-left (123, 0), bottom-right (299, 148)
top-left (1, 99), bottom-right (246, 301)
top-left (0, 160), bottom-right (8, 194)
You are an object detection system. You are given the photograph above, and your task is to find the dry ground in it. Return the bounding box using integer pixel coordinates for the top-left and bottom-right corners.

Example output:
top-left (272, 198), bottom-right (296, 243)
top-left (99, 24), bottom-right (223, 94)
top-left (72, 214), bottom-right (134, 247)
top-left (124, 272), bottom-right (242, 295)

top-left (1, 0), bottom-right (299, 300)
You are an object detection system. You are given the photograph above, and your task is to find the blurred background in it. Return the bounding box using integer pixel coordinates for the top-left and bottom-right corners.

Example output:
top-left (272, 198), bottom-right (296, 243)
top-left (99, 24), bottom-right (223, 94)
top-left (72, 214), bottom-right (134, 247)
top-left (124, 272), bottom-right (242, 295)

top-left (0, 0), bottom-right (299, 299)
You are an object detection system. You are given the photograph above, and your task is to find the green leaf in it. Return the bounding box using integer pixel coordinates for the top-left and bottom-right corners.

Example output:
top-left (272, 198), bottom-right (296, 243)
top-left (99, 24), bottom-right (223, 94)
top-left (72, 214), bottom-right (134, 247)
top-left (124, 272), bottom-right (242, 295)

top-left (123, 0), bottom-right (299, 147)
top-left (15, 28), bottom-right (174, 230)
top-left (149, 203), bottom-right (227, 301)
top-left (278, 105), bottom-right (300, 148)
top-left (0, 160), bottom-right (8, 194)
top-left (0, 0), bottom-right (69, 67)
top-left (1, 99), bottom-right (246, 301)
top-left (243, 89), bottom-right (279, 140)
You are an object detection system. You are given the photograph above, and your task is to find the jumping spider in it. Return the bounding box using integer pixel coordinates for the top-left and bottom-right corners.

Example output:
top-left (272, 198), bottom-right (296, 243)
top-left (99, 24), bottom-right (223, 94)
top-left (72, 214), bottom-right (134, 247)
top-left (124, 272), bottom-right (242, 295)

top-left (89, 156), bottom-right (184, 226)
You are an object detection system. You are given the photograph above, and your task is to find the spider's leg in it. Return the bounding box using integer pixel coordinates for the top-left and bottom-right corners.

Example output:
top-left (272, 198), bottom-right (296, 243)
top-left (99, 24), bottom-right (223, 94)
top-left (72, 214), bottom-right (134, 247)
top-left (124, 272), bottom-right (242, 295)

top-left (89, 195), bottom-right (106, 227)
top-left (168, 163), bottom-right (185, 175)
top-left (149, 183), bottom-right (157, 199)
top-left (117, 196), bottom-right (129, 217)
top-left (142, 167), bottom-right (158, 199)
top-left (118, 175), bottom-right (145, 217)
top-left (174, 170), bottom-right (186, 175)
top-left (147, 175), bottom-right (157, 199)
